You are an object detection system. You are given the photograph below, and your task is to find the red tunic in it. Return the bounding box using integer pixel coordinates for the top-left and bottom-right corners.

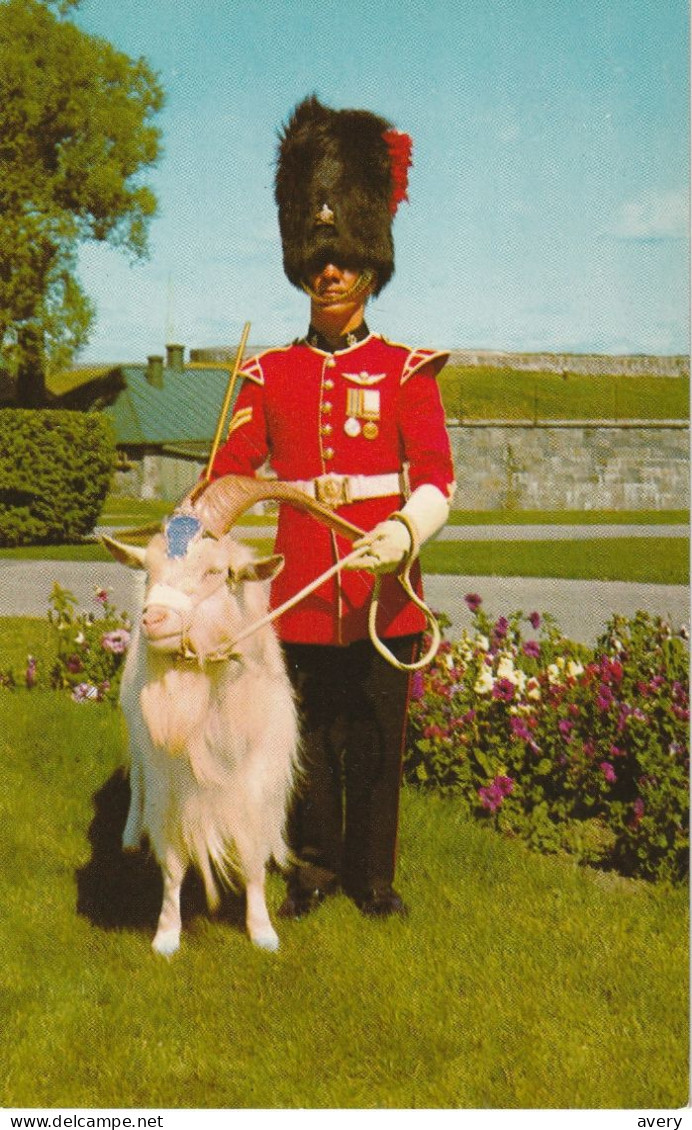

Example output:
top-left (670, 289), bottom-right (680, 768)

top-left (210, 332), bottom-right (455, 645)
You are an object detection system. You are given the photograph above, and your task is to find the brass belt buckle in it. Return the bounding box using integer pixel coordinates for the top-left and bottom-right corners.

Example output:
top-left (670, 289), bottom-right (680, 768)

top-left (315, 474), bottom-right (350, 508)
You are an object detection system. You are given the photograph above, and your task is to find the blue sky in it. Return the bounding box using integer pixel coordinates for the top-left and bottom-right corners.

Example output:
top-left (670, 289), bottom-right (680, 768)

top-left (74, 0), bottom-right (689, 361)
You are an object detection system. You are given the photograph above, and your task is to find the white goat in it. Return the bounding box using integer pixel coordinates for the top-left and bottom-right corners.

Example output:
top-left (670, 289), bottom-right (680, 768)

top-left (103, 523), bottom-right (298, 957)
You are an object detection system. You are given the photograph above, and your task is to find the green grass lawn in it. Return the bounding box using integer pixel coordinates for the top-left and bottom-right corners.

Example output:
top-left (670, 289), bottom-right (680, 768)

top-left (0, 689), bottom-right (687, 1109)
top-left (96, 495), bottom-right (689, 530)
top-left (448, 508), bottom-right (689, 525)
top-left (419, 536), bottom-right (690, 584)
top-left (438, 366), bottom-right (689, 421)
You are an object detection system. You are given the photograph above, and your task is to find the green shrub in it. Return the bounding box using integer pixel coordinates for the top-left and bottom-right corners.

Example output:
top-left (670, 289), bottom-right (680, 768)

top-left (0, 409), bottom-right (115, 546)
top-left (406, 601), bottom-right (689, 884)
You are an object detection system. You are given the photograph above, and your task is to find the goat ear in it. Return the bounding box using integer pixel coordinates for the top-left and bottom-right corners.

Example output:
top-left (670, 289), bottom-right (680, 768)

top-left (232, 554), bottom-right (285, 584)
top-left (101, 535), bottom-right (147, 570)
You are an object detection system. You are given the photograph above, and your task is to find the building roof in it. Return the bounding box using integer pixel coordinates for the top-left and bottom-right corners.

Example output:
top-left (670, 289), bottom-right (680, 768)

top-left (104, 361), bottom-right (243, 446)
top-left (48, 356), bottom-right (246, 447)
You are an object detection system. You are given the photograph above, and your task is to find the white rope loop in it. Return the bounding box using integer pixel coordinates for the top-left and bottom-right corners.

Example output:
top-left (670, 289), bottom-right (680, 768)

top-left (366, 511), bottom-right (442, 672)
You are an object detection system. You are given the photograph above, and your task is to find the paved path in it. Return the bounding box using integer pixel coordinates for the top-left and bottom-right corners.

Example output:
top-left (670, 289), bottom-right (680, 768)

top-left (94, 523), bottom-right (690, 542)
top-left (423, 575), bottom-right (689, 645)
top-left (1, 560), bottom-right (687, 646)
top-left (437, 524), bottom-right (689, 541)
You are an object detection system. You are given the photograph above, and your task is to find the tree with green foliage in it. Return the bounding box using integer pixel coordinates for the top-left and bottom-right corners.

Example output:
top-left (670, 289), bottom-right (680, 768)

top-left (0, 0), bottom-right (164, 404)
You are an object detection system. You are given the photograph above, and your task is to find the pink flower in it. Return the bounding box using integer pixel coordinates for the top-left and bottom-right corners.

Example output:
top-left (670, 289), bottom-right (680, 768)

top-left (600, 761), bottom-right (617, 784)
top-left (101, 629), bottom-right (131, 654)
top-left (95, 588), bottom-right (109, 605)
top-left (523, 640), bottom-right (541, 659)
top-left (464, 593), bottom-right (483, 613)
top-left (528, 611), bottom-right (541, 630)
top-left (72, 682), bottom-right (99, 703)
top-left (479, 775), bottom-right (514, 812)
top-left (25, 656), bottom-right (36, 689)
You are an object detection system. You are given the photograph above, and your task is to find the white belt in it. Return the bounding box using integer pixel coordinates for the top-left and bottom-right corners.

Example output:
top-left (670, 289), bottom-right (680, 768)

top-left (288, 471), bottom-right (407, 509)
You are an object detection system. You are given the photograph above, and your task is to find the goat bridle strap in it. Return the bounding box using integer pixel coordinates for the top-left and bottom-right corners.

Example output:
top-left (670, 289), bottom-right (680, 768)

top-left (182, 473), bottom-right (442, 670)
top-left (225, 538), bottom-right (441, 673)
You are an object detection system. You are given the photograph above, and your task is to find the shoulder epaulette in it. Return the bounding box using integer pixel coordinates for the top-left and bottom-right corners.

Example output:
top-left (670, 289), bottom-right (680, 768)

top-left (239, 354), bottom-right (264, 385)
top-left (401, 347), bottom-right (450, 383)
top-left (241, 343), bottom-right (298, 386)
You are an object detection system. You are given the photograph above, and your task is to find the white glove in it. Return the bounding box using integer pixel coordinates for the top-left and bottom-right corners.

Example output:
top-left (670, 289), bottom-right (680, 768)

top-left (347, 484), bottom-right (451, 574)
top-left (351, 518), bottom-right (412, 574)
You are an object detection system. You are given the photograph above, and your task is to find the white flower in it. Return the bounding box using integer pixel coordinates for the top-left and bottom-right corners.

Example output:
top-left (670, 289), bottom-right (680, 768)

top-left (474, 669), bottom-right (495, 695)
top-left (476, 634), bottom-right (490, 652)
top-left (526, 677), bottom-right (541, 700)
top-left (547, 664), bottom-right (562, 684)
top-left (567, 660), bottom-right (584, 678)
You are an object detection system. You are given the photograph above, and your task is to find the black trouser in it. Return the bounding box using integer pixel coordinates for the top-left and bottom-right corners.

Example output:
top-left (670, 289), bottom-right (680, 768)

top-left (282, 635), bottom-right (420, 899)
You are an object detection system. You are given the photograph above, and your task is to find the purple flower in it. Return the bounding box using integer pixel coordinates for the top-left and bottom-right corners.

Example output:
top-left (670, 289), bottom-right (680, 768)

top-left (600, 761), bottom-right (617, 784)
top-left (510, 716), bottom-right (531, 742)
top-left (478, 784), bottom-right (503, 812)
top-left (632, 798), bottom-right (645, 822)
top-left (94, 588), bottom-right (110, 605)
top-left (410, 671), bottom-right (425, 701)
top-left (495, 775), bottom-right (514, 797)
top-left (493, 616), bottom-right (509, 640)
top-left (558, 719), bottom-right (574, 741)
top-left (479, 775), bottom-right (514, 812)
top-left (101, 629), bottom-right (131, 654)
top-left (464, 593), bottom-right (483, 613)
top-left (523, 640), bottom-right (541, 660)
top-left (528, 611), bottom-right (541, 630)
top-left (596, 684), bottom-right (614, 712)
top-left (66, 654), bottom-right (83, 674)
top-left (492, 678), bottom-right (515, 702)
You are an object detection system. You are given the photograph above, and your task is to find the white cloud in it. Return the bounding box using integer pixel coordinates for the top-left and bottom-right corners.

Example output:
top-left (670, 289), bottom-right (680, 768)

top-left (612, 188), bottom-right (688, 241)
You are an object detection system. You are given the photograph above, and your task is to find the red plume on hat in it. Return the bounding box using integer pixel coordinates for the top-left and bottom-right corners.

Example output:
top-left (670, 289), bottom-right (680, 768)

top-left (275, 96), bottom-right (413, 295)
top-left (383, 129), bottom-right (413, 214)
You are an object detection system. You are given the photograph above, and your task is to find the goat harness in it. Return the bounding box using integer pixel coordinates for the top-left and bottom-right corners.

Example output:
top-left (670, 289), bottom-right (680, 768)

top-left (154, 498), bottom-right (441, 672)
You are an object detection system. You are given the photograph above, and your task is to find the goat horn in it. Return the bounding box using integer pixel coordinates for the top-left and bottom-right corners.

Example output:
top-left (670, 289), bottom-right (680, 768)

top-left (186, 475), bottom-right (365, 541)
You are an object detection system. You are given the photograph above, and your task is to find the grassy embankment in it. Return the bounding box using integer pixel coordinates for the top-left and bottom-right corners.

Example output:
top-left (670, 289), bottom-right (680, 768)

top-left (0, 689), bottom-right (687, 1109)
top-left (437, 365), bottom-right (689, 420)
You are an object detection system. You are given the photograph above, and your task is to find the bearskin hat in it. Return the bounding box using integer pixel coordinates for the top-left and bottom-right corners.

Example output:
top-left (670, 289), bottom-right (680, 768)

top-left (275, 95), bottom-right (412, 296)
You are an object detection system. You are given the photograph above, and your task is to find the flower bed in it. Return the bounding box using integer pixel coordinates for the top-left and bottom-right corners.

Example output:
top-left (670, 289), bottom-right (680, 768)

top-left (405, 597), bottom-right (689, 884)
top-left (1, 584), bottom-right (132, 703)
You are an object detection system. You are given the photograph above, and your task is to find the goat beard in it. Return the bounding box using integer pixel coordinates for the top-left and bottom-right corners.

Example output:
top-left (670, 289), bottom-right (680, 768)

top-left (140, 664), bottom-right (214, 758)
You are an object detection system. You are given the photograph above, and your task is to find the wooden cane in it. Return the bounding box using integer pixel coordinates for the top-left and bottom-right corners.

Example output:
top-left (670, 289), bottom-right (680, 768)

top-left (203, 321), bottom-right (251, 483)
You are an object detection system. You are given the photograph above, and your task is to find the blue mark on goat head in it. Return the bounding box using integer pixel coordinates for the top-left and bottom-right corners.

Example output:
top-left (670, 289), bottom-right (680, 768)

top-left (164, 513), bottom-right (204, 559)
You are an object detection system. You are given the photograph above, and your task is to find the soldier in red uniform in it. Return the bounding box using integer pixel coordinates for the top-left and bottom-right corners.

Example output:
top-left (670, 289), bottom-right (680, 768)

top-left (209, 96), bottom-right (455, 918)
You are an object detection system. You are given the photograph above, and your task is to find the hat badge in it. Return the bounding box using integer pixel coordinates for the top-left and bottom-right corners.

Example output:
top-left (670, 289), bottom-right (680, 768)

top-left (315, 202), bottom-right (336, 226)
